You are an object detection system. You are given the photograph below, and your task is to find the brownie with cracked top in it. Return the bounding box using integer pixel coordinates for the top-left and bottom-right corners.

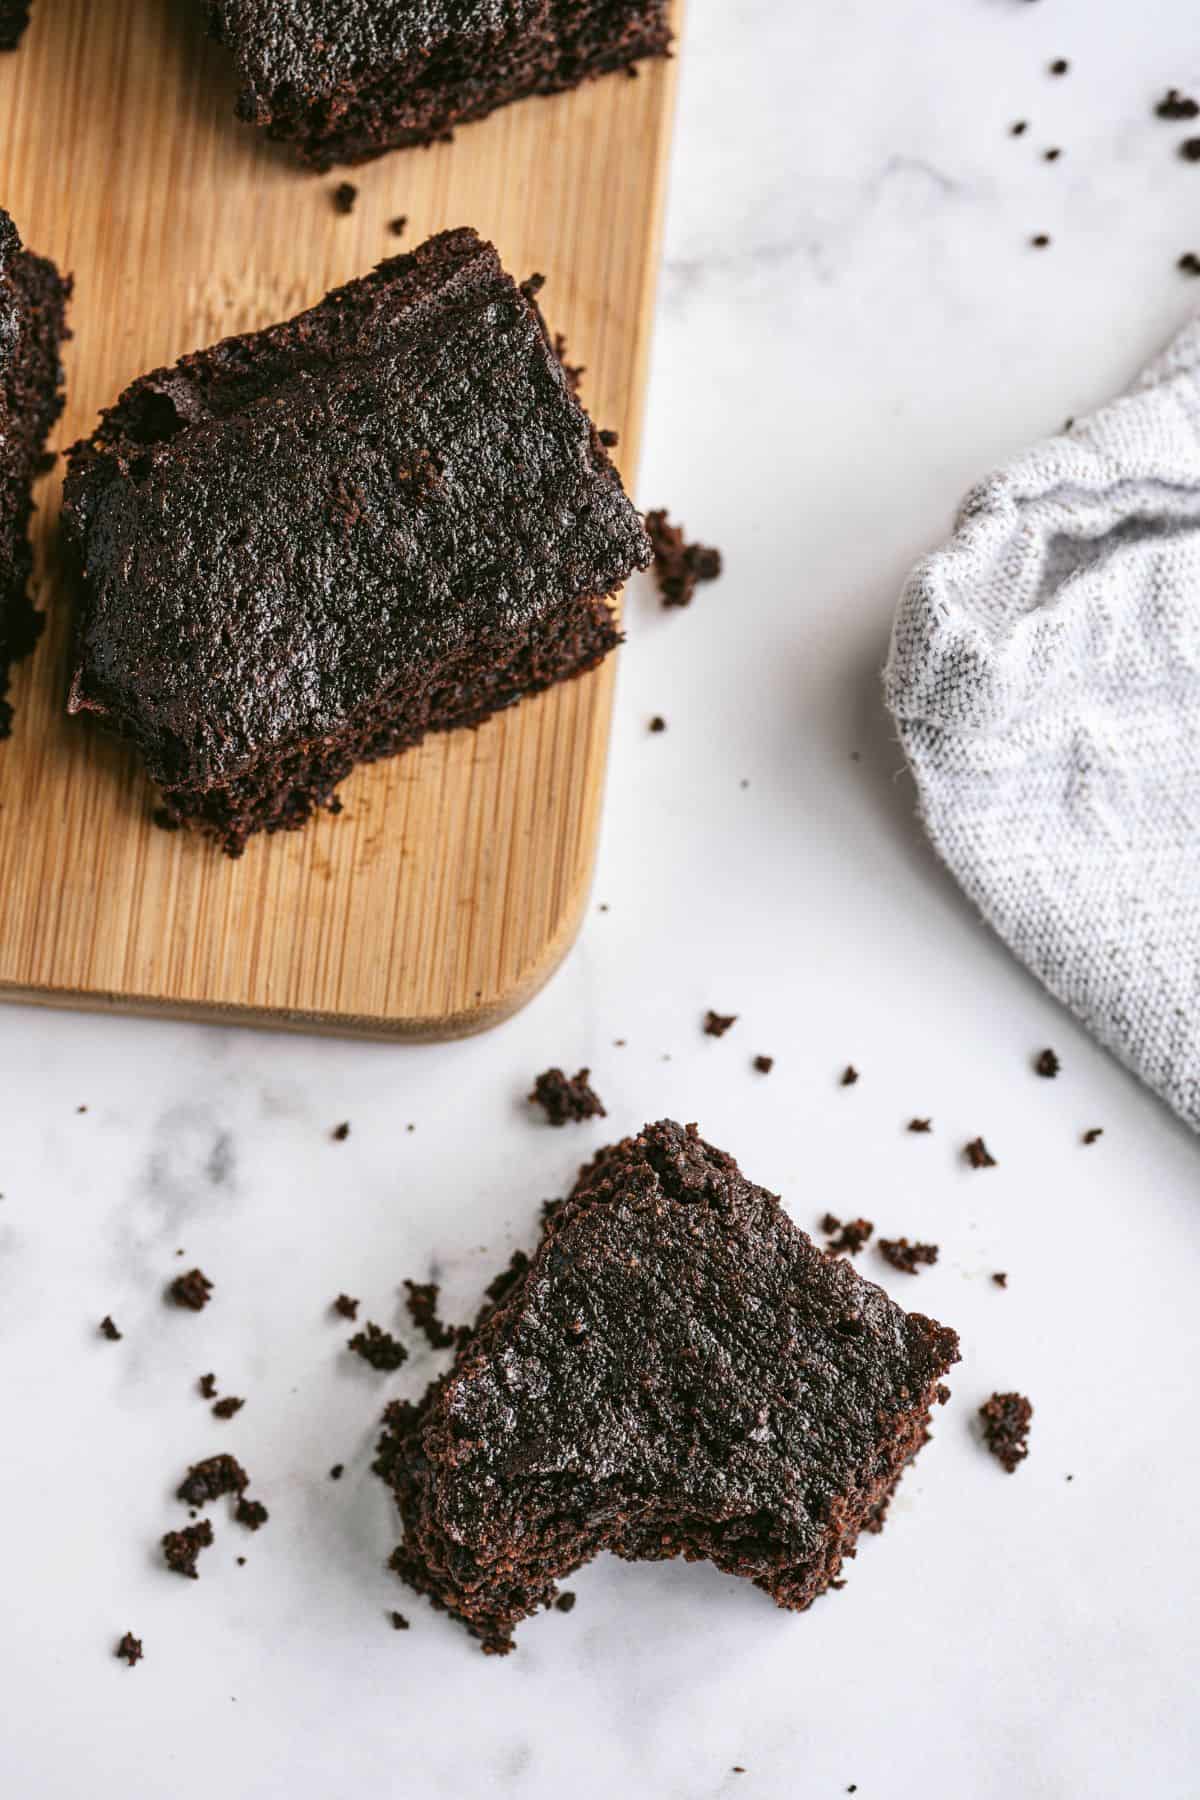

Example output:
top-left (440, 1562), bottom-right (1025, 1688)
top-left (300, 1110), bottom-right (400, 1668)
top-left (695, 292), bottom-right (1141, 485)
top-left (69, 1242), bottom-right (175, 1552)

top-left (202, 0), bottom-right (673, 169)
top-left (0, 208), bottom-right (69, 733)
top-left (375, 1118), bottom-right (960, 1652)
top-left (63, 229), bottom-right (647, 854)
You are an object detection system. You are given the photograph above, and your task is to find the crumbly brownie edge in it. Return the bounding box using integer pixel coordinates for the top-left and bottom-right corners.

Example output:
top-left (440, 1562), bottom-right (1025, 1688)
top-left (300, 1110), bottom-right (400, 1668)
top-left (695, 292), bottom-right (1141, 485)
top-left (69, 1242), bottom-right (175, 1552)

top-left (0, 2), bottom-right (31, 51)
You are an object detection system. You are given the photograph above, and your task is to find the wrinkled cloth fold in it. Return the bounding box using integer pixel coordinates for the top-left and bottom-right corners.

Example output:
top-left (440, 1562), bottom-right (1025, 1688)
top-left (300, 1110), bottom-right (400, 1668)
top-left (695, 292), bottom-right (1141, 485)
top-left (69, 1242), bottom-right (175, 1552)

top-left (884, 318), bottom-right (1200, 1132)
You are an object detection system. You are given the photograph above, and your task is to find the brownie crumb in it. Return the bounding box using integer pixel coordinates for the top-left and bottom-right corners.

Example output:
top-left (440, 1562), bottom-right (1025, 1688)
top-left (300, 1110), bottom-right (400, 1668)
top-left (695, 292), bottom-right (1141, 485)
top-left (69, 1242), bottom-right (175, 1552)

top-left (390, 1611), bottom-right (410, 1631)
top-left (703, 1010), bottom-right (737, 1037)
top-left (1181, 138), bottom-right (1200, 162)
top-left (554, 1591), bottom-right (577, 1613)
top-left (1158, 89), bottom-right (1199, 120)
top-left (1043, 147), bottom-right (1061, 161)
top-left (332, 181), bottom-right (358, 214)
top-left (752, 1055), bottom-right (774, 1075)
top-left (177, 1454), bottom-right (249, 1507)
top-left (645, 508), bottom-right (723, 607)
top-left (1179, 253), bottom-right (1200, 276)
top-left (198, 1373), bottom-right (218, 1399)
top-left (878, 1237), bottom-right (938, 1275)
top-left (403, 1279), bottom-right (458, 1350)
top-left (348, 1322), bottom-right (408, 1371)
top-left (598, 428), bottom-right (619, 448)
top-left (648, 714), bottom-right (666, 732)
top-left (992, 1272), bottom-right (1008, 1288)
top-left (1010, 120), bottom-right (1027, 136)
top-left (162, 1520), bottom-right (214, 1578)
top-left (821, 1213), bottom-right (874, 1256)
top-left (907, 1118), bottom-right (932, 1134)
top-left (212, 1396), bottom-right (244, 1420)
top-left (35, 449), bottom-right (58, 477)
top-left (333, 1293), bottom-right (360, 1321)
top-left (1031, 233), bottom-right (1051, 248)
top-left (235, 1497), bottom-right (269, 1532)
top-left (964, 1136), bottom-right (997, 1170)
top-left (389, 215), bottom-right (408, 238)
top-left (99, 1315), bottom-right (122, 1341)
top-left (331, 1121), bottom-right (351, 1141)
top-left (1034, 1048), bottom-right (1059, 1078)
top-left (330, 1464), bottom-right (344, 1480)
top-left (168, 1268), bottom-right (213, 1311)
top-left (115, 1632), bottom-right (143, 1667)
top-left (840, 1064), bottom-right (859, 1087)
top-left (1048, 58), bottom-right (1069, 75)
top-left (529, 1067), bottom-right (606, 1127)
top-left (1082, 1127), bottom-right (1103, 1145)
top-left (979, 1392), bottom-right (1033, 1473)
top-left (935, 1384), bottom-right (951, 1406)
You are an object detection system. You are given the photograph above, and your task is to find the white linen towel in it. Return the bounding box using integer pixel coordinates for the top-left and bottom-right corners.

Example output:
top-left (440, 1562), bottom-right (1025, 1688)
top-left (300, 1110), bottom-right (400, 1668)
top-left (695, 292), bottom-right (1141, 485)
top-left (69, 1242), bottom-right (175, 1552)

top-left (884, 318), bottom-right (1200, 1132)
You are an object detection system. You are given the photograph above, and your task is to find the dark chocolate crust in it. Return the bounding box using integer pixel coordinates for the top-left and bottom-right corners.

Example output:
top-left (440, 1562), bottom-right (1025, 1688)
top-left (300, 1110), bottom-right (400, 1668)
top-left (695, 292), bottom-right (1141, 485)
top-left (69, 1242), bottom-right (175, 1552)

top-left (203, 0), bottom-right (673, 169)
top-left (63, 228), bottom-right (646, 853)
top-left (0, 2), bottom-right (31, 50)
top-left (376, 1119), bottom-right (960, 1653)
top-left (0, 209), bottom-right (70, 735)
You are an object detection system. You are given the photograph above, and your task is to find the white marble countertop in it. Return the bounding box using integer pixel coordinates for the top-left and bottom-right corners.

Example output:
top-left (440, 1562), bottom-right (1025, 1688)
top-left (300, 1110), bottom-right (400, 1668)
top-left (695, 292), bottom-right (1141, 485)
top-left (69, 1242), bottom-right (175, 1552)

top-left (5, 2), bottom-right (1200, 1795)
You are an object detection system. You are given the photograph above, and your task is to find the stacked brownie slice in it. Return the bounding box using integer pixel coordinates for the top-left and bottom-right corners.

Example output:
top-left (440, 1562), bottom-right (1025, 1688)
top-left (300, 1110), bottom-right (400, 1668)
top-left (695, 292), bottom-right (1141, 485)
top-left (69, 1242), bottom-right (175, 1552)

top-left (0, 207), bottom-right (69, 733)
top-left (203, 0), bottom-right (673, 168)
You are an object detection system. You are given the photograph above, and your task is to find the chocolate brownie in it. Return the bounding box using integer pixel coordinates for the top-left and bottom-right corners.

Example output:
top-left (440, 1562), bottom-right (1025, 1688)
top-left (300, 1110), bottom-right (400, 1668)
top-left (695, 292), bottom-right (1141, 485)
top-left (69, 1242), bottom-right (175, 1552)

top-left (0, 209), bottom-right (69, 733)
top-left (375, 1119), bottom-right (960, 1653)
top-left (202, 1), bottom-right (673, 170)
top-left (63, 230), bottom-right (647, 854)
top-left (0, 3), bottom-right (31, 49)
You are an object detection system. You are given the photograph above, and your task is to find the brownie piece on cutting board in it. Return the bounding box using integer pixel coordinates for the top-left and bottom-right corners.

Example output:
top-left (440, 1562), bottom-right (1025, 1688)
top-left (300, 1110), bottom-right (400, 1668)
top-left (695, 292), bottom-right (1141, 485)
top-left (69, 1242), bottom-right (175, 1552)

top-left (375, 1119), bottom-right (960, 1653)
top-left (0, 3), bottom-right (31, 49)
top-left (202, 0), bottom-right (673, 169)
top-left (0, 208), bottom-right (69, 734)
top-left (62, 228), bottom-right (647, 854)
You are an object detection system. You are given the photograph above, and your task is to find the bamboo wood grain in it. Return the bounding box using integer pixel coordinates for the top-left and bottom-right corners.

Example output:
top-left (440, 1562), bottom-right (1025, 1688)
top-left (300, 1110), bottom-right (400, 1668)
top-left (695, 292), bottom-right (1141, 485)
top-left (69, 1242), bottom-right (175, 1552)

top-left (0, 0), bottom-right (682, 1037)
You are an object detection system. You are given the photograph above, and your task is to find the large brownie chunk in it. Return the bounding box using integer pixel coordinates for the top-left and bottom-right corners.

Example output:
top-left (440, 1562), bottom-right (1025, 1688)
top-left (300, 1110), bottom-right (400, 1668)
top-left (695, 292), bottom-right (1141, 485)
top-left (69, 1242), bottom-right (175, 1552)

top-left (63, 228), bottom-right (647, 854)
top-left (0, 3), bottom-right (31, 50)
top-left (203, 0), bottom-right (673, 170)
top-left (375, 1119), bottom-right (960, 1653)
top-left (0, 209), bottom-right (69, 734)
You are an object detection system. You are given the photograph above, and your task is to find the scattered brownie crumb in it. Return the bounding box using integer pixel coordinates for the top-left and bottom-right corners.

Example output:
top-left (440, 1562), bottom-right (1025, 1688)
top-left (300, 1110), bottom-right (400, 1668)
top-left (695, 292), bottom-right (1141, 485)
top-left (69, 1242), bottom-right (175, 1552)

top-left (332, 181), bottom-right (357, 213)
top-left (390, 1611), bottom-right (410, 1630)
top-left (935, 1384), bottom-right (951, 1406)
top-left (168, 1268), bottom-right (213, 1311)
top-left (1043, 147), bottom-right (1061, 161)
top-left (1048, 58), bottom-right (1069, 75)
top-left (1157, 88), bottom-right (1199, 120)
top-left (1010, 120), bottom-right (1027, 136)
top-left (821, 1214), bottom-right (874, 1256)
top-left (235, 1497), bottom-right (269, 1532)
top-left (177, 1454), bottom-right (249, 1507)
top-left (704, 1010), bottom-right (737, 1037)
top-left (35, 448), bottom-right (58, 476)
top-left (1034, 1048), bottom-right (1060, 1078)
top-left (644, 508), bottom-right (723, 607)
top-left (99, 1315), bottom-right (122, 1341)
top-left (76, 1103), bottom-right (88, 1113)
top-left (212, 1396), bottom-right (244, 1420)
top-left (554, 1591), bottom-right (577, 1613)
top-left (648, 714), bottom-right (666, 732)
top-left (332, 1121), bottom-right (351, 1141)
top-left (752, 1055), bottom-right (774, 1075)
top-left (403, 1279), bottom-right (458, 1350)
top-left (1179, 253), bottom-right (1200, 276)
top-left (878, 1237), bottom-right (938, 1275)
top-left (1031, 233), bottom-right (1051, 248)
top-left (115, 1632), bottom-right (143, 1667)
top-left (979, 1392), bottom-right (1033, 1473)
top-left (162, 1520), bottom-right (214, 1578)
top-left (389, 215), bottom-right (408, 237)
top-left (598, 428), bottom-right (619, 447)
top-left (907, 1118), bottom-right (932, 1134)
top-left (198, 1373), bottom-right (218, 1399)
top-left (1082, 1127), bottom-right (1103, 1145)
top-left (840, 1064), bottom-right (859, 1087)
top-left (1181, 138), bottom-right (1200, 162)
top-left (333, 1293), bottom-right (360, 1320)
top-left (330, 1464), bottom-right (344, 1480)
top-left (529, 1067), bottom-right (606, 1126)
top-left (348, 1322), bottom-right (408, 1371)
top-left (964, 1136), bottom-right (997, 1170)
top-left (236, 1556), bottom-right (246, 1565)
top-left (992, 1272), bottom-right (1008, 1288)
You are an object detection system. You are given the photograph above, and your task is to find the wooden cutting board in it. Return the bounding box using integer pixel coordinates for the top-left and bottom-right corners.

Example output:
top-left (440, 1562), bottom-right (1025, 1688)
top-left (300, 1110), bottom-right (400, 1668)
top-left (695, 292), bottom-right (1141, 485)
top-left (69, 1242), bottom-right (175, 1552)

top-left (0, 0), bottom-right (681, 1037)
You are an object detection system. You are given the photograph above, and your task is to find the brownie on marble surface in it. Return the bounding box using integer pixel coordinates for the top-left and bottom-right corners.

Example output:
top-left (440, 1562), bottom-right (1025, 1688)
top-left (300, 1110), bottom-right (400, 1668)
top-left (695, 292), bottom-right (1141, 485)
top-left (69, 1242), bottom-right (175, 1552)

top-left (203, 0), bottom-right (673, 170)
top-left (375, 1118), bottom-right (960, 1653)
top-left (0, 208), bottom-right (69, 735)
top-left (63, 228), bottom-right (647, 854)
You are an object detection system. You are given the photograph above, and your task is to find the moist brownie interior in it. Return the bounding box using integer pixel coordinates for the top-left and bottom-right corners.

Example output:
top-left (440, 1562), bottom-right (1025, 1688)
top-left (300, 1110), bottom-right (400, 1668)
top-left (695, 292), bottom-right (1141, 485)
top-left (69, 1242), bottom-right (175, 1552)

top-left (62, 227), bottom-right (648, 854)
top-left (203, 0), bottom-right (673, 169)
top-left (375, 1119), bottom-right (960, 1653)
top-left (0, 208), bottom-right (70, 734)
